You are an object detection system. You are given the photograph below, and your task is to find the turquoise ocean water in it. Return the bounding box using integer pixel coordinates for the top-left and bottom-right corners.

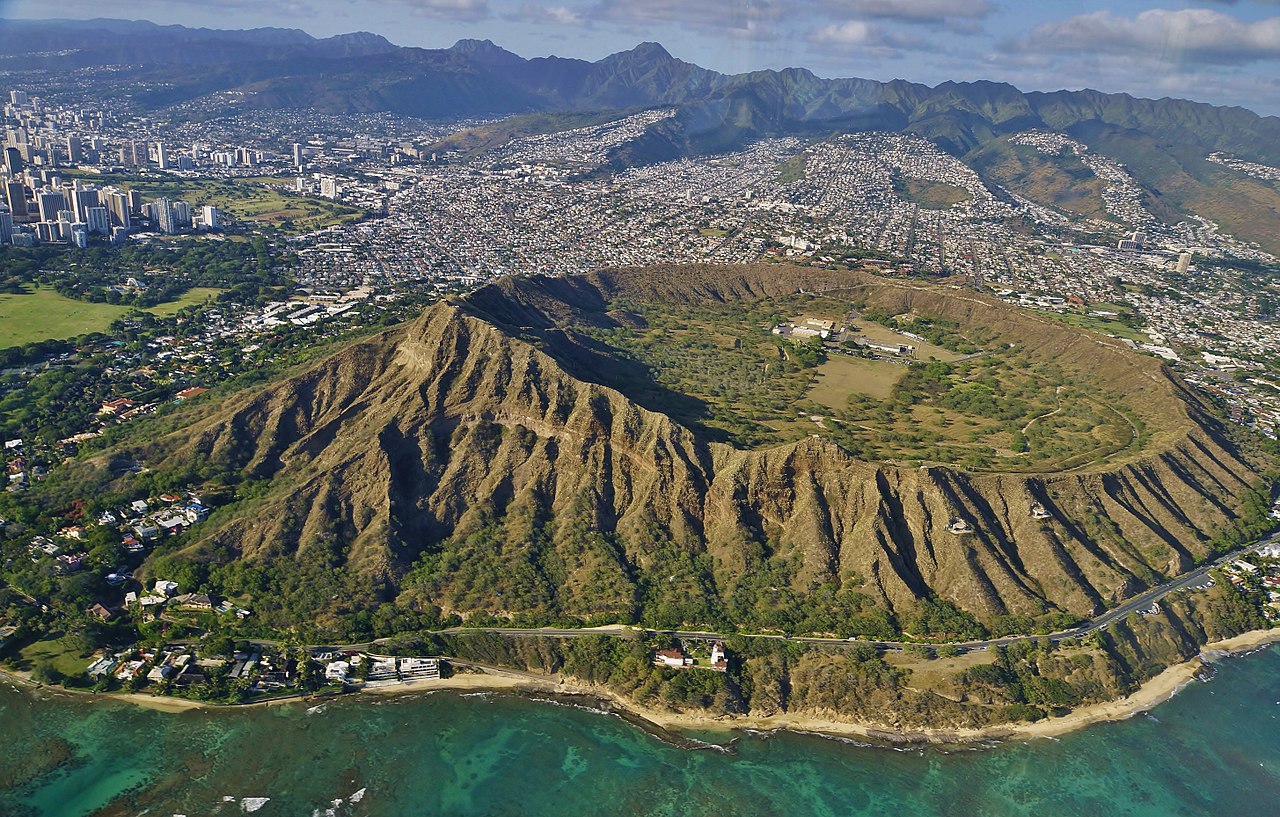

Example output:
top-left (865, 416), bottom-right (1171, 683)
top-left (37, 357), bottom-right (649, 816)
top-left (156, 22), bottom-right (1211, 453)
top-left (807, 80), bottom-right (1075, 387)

top-left (2, 646), bottom-right (1279, 817)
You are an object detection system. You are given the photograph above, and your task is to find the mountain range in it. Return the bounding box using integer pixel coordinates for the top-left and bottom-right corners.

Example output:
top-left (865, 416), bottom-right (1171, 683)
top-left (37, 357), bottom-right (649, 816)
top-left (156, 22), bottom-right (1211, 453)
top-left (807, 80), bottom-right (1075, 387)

top-left (6, 19), bottom-right (1280, 251)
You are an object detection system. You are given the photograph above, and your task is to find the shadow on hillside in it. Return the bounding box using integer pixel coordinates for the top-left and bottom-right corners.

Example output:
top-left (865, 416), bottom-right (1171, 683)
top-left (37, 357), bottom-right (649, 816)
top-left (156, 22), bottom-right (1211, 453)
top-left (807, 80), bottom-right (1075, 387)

top-left (536, 327), bottom-right (732, 444)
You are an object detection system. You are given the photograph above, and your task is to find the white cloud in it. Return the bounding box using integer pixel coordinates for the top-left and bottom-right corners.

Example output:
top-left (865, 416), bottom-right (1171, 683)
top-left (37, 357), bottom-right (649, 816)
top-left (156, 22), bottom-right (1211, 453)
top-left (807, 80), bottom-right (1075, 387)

top-left (590, 0), bottom-right (788, 27)
top-left (820, 0), bottom-right (993, 22)
top-left (583, 0), bottom-right (789, 40)
top-left (810, 19), bottom-right (877, 45)
top-left (1015, 9), bottom-right (1280, 66)
top-left (521, 4), bottom-right (586, 25)
top-left (379, 0), bottom-right (490, 21)
top-left (808, 18), bottom-right (919, 56)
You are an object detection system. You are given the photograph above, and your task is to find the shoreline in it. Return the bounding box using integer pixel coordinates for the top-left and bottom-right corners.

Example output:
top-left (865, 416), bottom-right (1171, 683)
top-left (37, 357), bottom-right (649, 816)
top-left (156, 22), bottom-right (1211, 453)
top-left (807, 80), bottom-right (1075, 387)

top-left (621, 627), bottom-right (1280, 746)
top-left (6, 627), bottom-right (1280, 745)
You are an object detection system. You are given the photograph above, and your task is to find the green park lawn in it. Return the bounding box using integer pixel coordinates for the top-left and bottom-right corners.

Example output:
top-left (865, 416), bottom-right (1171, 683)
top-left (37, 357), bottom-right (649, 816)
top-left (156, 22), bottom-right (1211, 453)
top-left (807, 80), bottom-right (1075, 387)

top-left (146, 287), bottom-right (226, 317)
top-left (17, 635), bottom-right (93, 678)
top-left (0, 286), bottom-right (228, 349)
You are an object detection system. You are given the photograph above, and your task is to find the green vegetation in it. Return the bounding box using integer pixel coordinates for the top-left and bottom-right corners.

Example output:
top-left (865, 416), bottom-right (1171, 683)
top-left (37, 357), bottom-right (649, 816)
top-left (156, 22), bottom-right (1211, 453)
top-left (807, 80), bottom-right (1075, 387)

top-left (893, 176), bottom-right (973, 210)
top-left (0, 239), bottom-right (292, 306)
top-left (0, 285), bottom-right (230, 350)
top-left (18, 635), bottom-right (93, 681)
top-left (431, 110), bottom-right (638, 158)
top-left (0, 287), bottom-right (134, 349)
top-left (1043, 305), bottom-right (1148, 343)
top-left (826, 354), bottom-right (1137, 470)
top-left (65, 172), bottom-right (365, 235)
top-left (579, 292), bottom-right (1135, 470)
top-left (1078, 132), bottom-right (1280, 256)
top-left (145, 287), bottom-right (228, 317)
top-left (858, 308), bottom-right (980, 355)
top-left (968, 140), bottom-right (1111, 222)
top-left (808, 355), bottom-right (904, 405)
top-left (0, 238), bottom-right (294, 350)
top-left (776, 152), bottom-right (808, 184)
top-left (580, 295), bottom-right (839, 447)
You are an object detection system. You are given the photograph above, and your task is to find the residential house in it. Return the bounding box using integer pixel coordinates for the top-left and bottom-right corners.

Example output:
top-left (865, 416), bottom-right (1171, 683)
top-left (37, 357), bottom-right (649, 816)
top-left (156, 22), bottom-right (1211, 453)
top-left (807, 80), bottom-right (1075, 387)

top-left (153, 580), bottom-right (179, 596)
top-left (399, 657), bottom-right (441, 679)
top-left (171, 593), bottom-right (213, 611)
top-left (654, 647), bottom-right (691, 668)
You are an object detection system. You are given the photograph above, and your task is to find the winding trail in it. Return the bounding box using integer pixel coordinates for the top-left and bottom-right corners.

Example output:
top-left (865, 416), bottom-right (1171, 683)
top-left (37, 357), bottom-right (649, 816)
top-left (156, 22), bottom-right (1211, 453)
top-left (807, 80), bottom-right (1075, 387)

top-left (1021, 385), bottom-right (1064, 437)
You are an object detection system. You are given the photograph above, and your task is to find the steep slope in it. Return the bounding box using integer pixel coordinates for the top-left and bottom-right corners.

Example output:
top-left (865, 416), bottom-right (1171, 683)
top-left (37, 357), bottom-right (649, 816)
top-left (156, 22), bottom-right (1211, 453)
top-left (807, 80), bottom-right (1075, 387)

top-left (136, 266), bottom-right (1266, 635)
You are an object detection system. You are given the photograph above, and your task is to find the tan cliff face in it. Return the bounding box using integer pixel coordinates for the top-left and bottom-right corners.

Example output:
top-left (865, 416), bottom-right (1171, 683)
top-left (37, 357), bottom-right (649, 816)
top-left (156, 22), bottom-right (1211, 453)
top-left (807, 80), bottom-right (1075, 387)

top-left (143, 265), bottom-right (1263, 628)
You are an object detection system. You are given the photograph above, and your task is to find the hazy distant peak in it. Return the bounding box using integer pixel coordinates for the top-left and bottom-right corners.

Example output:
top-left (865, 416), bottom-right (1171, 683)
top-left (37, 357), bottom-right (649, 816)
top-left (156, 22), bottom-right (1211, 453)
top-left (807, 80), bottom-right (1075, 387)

top-left (450, 38), bottom-right (524, 67)
top-left (323, 31), bottom-right (395, 47)
top-left (621, 42), bottom-right (674, 62)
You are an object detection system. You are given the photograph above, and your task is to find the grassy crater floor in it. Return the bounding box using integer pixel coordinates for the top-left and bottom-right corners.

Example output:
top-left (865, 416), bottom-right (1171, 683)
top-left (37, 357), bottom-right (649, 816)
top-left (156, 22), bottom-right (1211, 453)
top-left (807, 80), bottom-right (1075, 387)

top-left (582, 292), bottom-right (1143, 471)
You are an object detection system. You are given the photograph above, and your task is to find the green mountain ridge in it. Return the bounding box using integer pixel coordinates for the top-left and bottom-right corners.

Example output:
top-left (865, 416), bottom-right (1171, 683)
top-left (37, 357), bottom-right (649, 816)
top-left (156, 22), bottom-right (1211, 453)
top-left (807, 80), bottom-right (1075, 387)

top-left (10, 20), bottom-right (1278, 247)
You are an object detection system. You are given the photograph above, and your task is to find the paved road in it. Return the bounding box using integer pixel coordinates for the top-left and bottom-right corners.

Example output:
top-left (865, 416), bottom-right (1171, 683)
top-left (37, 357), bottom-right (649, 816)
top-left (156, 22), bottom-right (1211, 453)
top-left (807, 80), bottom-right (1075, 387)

top-left (218, 532), bottom-right (1276, 657)
top-left (423, 531), bottom-right (1280, 654)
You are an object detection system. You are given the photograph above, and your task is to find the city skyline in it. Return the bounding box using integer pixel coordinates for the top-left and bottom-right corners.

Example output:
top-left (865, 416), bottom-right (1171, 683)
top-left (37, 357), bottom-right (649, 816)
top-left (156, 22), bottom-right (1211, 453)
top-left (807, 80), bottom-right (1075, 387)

top-left (4, 1), bottom-right (1280, 116)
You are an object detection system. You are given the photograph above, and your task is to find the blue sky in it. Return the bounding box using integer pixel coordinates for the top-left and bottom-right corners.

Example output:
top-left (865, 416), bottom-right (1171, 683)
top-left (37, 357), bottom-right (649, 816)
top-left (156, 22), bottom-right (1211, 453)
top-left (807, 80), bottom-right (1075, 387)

top-left (6, 0), bottom-right (1280, 115)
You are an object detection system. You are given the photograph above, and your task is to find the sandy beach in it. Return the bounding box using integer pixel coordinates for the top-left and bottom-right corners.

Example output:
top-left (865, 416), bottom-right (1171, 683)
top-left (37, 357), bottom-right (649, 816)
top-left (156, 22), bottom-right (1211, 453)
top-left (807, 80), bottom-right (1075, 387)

top-left (488, 628), bottom-right (1280, 746)
top-left (6, 627), bottom-right (1279, 744)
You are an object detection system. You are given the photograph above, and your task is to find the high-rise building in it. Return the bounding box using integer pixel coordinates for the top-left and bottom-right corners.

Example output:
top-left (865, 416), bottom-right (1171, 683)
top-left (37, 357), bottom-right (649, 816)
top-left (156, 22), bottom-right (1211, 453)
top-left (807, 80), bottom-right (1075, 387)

top-left (71, 187), bottom-right (99, 221)
top-left (85, 206), bottom-right (109, 236)
top-left (3, 146), bottom-right (21, 174)
top-left (70, 224), bottom-right (88, 248)
top-left (155, 197), bottom-right (176, 234)
top-left (172, 200), bottom-right (191, 228)
top-left (129, 141), bottom-right (143, 167)
top-left (5, 181), bottom-right (27, 217)
top-left (177, 155), bottom-right (194, 171)
top-left (1176, 251), bottom-right (1192, 275)
top-left (0, 212), bottom-right (12, 244)
top-left (65, 134), bottom-right (83, 165)
top-left (104, 190), bottom-right (131, 228)
top-left (36, 190), bottom-right (66, 222)
top-left (201, 205), bottom-right (221, 229)
top-left (9, 90), bottom-right (28, 106)
top-left (292, 142), bottom-right (304, 168)
top-left (127, 189), bottom-right (143, 214)
top-left (155, 142), bottom-right (169, 170)
top-left (320, 176), bottom-right (339, 200)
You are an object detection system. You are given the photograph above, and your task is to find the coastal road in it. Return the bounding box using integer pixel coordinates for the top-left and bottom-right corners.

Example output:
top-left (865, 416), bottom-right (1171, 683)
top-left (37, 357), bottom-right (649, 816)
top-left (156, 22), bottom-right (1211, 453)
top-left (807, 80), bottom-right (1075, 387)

top-left (225, 532), bottom-right (1276, 657)
top-left (423, 531), bottom-right (1280, 654)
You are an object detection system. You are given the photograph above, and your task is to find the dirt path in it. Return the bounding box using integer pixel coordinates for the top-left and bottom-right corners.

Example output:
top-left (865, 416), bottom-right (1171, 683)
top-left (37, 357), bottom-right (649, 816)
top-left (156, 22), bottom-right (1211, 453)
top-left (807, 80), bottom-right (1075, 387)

top-left (1021, 385), bottom-right (1064, 436)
